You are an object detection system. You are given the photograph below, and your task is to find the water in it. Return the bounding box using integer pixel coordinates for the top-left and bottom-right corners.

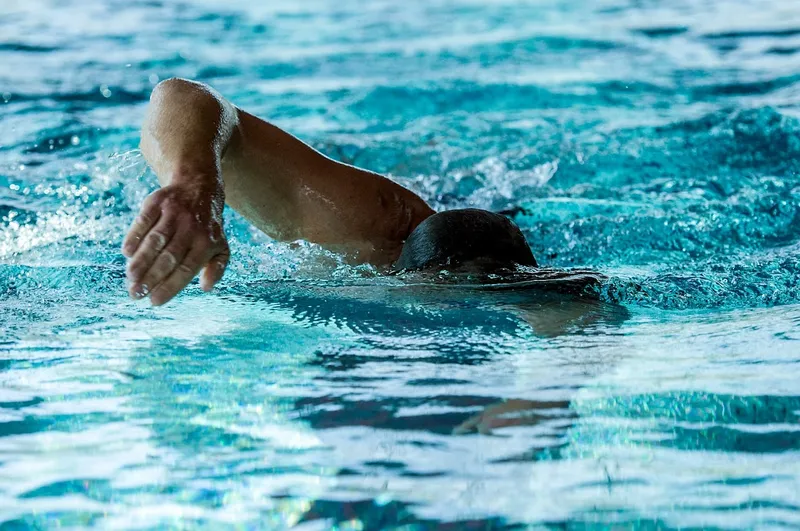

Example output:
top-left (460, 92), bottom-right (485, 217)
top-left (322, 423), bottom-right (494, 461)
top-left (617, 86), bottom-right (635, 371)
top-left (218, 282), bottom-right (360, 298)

top-left (2, 0), bottom-right (800, 528)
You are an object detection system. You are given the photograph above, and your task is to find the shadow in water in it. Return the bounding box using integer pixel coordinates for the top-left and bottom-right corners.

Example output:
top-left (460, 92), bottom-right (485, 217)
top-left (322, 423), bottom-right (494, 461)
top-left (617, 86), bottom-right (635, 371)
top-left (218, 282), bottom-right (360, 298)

top-left (9, 281), bottom-right (800, 528)
top-left (102, 281), bottom-right (632, 526)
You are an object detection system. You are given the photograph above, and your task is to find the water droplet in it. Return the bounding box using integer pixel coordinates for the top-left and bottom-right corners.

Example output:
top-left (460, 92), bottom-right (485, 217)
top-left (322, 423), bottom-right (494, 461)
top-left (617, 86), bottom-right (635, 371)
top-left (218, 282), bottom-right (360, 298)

top-left (100, 85), bottom-right (112, 98)
top-left (1, 92), bottom-right (10, 103)
top-left (70, 135), bottom-right (80, 146)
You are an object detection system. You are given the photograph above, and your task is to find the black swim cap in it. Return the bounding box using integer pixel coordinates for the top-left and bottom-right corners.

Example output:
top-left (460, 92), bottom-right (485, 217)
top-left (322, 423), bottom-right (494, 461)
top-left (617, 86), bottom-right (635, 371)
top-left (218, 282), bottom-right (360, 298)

top-left (395, 208), bottom-right (537, 271)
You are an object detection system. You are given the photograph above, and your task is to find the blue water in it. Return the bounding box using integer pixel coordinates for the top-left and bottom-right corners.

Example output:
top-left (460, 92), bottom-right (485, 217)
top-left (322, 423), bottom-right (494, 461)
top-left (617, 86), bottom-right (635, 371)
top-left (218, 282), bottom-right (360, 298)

top-left (2, 0), bottom-right (800, 528)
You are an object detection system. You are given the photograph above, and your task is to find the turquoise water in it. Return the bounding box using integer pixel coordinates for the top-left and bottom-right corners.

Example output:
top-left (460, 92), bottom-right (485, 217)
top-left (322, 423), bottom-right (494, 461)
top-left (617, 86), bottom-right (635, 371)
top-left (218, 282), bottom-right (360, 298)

top-left (2, 0), bottom-right (800, 528)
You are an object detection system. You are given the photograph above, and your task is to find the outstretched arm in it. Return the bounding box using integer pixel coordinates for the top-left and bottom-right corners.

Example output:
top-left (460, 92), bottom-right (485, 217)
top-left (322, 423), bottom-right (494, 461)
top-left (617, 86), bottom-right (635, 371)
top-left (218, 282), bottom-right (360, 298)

top-left (123, 78), bottom-right (434, 306)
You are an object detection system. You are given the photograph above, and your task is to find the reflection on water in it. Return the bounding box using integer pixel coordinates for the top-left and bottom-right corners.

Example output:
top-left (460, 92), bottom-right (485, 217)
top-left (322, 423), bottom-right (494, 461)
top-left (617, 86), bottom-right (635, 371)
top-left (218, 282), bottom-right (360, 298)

top-left (4, 281), bottom-right (800, 527)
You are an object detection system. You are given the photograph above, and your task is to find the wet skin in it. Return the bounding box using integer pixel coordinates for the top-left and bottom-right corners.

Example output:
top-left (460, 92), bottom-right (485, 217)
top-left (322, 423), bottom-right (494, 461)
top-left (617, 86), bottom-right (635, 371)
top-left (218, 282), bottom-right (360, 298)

top-left (125, 78), bottom-right (433, 306)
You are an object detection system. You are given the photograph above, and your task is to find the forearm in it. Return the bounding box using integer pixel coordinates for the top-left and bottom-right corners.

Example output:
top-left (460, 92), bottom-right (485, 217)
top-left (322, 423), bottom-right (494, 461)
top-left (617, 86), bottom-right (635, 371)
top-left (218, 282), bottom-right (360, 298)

top-left (123, 79), bottom-right (237, 305)
top-left (140, 78), bottom-right (237, 192)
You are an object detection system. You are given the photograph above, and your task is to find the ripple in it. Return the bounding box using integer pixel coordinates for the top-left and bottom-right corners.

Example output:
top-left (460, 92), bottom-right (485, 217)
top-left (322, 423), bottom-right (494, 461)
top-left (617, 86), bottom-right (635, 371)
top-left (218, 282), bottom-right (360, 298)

top-left (0, 42), bottom-right (61, 53)
top-left (5, 87), bottom-right (150, 106)
top-left (632, 27), bottom-right (689, 39)
top-left (4, 0), bottom-right (800, 528)
top-left (765, 46), bottom-right (800, 55)
top-left (691, 74), bottom-right (800, 98)
top-left (702, 28), bottom-right (800, 40)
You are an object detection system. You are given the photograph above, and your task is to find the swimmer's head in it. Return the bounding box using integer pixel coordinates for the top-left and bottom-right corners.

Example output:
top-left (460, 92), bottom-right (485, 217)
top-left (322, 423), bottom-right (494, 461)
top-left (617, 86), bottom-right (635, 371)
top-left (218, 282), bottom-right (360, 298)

top-left (394, 209), bottom-right (537, 272)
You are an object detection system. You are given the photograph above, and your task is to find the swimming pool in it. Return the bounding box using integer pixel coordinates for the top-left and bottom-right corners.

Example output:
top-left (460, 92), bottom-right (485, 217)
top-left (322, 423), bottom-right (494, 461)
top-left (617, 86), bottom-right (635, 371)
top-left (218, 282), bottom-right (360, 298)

top-left (2, 0), bottom-right (800, 527)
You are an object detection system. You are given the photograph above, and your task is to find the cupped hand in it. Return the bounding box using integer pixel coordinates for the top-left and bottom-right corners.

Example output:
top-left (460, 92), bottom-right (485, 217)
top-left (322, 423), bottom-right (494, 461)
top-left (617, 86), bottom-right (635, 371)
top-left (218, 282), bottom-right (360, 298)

top-left (122, 182), bottom-right (229, 306)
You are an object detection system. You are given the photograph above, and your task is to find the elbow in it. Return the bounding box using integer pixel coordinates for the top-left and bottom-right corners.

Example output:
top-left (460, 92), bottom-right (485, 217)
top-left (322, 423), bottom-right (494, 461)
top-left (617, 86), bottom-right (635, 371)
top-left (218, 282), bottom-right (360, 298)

top-left (139, 77), bottom-right (240, 174)
top-left (146, 77), bottom-right (236, 127)
top-left (140, 78), bottom-right (214, 150)
top-left (149, 77), bottom-right (207, 106)
top-left (139, 79), bottom-right (199, 168)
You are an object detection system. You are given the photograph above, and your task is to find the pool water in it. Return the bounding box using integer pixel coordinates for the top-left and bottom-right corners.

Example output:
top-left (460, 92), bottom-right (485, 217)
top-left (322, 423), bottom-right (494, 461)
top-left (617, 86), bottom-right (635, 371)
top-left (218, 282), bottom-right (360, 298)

top-left (2, 0), bottom-right (800, 528)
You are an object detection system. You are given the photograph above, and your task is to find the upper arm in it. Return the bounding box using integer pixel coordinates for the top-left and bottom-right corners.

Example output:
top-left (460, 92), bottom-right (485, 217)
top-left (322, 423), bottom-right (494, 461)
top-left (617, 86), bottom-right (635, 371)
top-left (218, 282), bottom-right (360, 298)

top-left (221, 109), bottom-right (434, 263)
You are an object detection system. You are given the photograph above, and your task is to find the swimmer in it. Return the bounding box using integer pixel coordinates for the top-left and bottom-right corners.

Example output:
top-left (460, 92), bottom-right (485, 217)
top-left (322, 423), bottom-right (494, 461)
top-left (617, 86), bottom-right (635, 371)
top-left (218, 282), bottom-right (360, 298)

top-left (123, 78), bottom-right (599, 306)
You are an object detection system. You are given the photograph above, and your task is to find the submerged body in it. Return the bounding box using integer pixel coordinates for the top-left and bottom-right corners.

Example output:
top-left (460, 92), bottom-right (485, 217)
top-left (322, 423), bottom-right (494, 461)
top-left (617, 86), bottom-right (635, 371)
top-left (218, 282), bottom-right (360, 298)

top-left (125, 78), bottom-right (597, 306)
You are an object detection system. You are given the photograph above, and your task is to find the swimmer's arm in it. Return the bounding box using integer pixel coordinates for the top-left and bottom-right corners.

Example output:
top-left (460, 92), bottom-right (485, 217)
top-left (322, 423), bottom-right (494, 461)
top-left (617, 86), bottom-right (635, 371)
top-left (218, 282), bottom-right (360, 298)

top-left (124, 77), bottom-right (433, 306)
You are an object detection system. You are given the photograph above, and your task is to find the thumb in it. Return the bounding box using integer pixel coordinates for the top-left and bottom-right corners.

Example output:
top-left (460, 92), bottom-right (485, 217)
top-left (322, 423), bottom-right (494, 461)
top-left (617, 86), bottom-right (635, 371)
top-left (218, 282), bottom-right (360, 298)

top-left (200, 249), bottom-right (229, 292)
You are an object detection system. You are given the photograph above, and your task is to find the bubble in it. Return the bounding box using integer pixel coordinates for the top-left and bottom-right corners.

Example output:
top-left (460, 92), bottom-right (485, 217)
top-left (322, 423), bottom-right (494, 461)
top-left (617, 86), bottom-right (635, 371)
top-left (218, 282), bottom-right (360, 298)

top-left (99, 85), bottom-right (112, 98)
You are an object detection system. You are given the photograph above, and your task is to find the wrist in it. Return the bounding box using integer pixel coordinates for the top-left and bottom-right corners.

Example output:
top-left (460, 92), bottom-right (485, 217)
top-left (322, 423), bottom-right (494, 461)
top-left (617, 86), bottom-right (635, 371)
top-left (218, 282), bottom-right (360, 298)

top-left (165, 167), bottom-right (225, 216)
top-left (170, 163), bottom-right (223, 194)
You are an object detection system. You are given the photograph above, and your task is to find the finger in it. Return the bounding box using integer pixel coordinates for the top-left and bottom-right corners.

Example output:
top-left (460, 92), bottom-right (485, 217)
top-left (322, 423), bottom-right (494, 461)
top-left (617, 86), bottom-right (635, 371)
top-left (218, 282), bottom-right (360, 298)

top-left (130, 237), bottom-right (192, 300)
top-left (200, 249), bottom-right (229, 292)
top-left (125, 216), bottom-right (176, 286)
top-left (122, 198), bottom-right (161, 258)
top-left (148, 246), bottom-right (208, 306)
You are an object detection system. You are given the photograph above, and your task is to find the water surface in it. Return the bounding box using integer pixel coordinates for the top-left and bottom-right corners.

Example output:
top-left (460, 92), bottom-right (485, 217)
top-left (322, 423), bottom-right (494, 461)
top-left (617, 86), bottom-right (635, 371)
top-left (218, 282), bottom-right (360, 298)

top-left (2, 0), bottom-right (800, 528)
